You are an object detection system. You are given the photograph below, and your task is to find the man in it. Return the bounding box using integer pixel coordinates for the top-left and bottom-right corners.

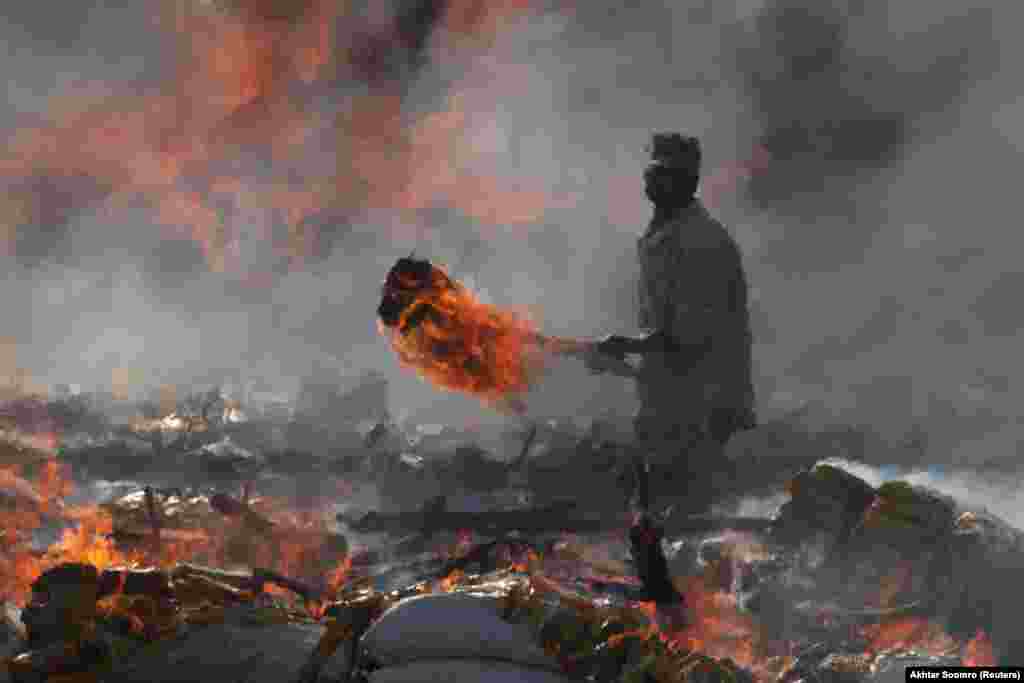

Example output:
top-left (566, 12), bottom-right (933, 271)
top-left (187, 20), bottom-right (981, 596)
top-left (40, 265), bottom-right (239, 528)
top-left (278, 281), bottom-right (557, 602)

top-left (589, 133), bottom-right (757, 505)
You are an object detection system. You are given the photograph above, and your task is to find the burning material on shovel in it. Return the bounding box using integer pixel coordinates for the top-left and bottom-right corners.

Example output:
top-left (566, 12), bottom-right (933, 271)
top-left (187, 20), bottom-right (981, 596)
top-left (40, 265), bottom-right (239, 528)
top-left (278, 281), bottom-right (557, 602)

top-left (377, 256), bottom-right (635, 413)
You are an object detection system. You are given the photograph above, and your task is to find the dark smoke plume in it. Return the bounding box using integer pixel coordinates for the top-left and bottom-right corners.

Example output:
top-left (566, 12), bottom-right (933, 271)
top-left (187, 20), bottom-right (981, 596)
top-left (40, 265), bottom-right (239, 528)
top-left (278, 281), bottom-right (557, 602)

top-left (733, 2), bottom-right (999, 212)
top-left (0, 0), bottom-right (1020, 465)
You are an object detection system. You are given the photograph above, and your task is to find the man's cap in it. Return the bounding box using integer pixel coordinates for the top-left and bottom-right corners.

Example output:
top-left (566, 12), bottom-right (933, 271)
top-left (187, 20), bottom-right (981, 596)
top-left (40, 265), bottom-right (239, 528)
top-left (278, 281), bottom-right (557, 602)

top-left (647, 132), bottom-right (701, 170)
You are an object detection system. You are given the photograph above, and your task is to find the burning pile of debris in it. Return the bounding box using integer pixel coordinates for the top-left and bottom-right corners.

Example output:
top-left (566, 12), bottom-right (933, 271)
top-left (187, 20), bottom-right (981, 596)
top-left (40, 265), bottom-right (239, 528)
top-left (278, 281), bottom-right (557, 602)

top-left (0, 414), bottom-right (1018, 683)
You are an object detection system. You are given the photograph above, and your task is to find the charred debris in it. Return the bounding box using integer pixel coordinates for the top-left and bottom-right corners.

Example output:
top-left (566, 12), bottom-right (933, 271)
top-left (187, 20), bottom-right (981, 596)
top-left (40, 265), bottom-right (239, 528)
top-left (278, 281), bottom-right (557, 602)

top-left (0, 384), bottom-right (1020, 681)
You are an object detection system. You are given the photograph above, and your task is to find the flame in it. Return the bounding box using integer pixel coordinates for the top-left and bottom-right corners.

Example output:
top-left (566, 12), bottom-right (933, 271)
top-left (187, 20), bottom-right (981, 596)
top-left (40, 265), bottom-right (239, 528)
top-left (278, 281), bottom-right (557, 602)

top-left (379, 261), bottom-right (552, 410)
top-left (860, 617), bottom-right (957, 657)
top-left (0, 461), bottom-right (353, 607)
top-left (612, 577), bottom-right (769, 679)
top-left (509, 548), bottom-right (540, 574)
top-left (666, 576), bottom-right (763, 668)
top-left (0, 0), bottom-right (561, 273)
top-left (962, 630), bottom-right (996, 666)
top-left (325, 555), bottom-right (352, 597)
top-left (603, 547), bottom-right (791, 681)
top-left (625, 601), bottom-right (664, 642)
top-left (0, 462), bottom-right (134, 604)
top-left (221, 497), bottom-right (353, 595)
top-left (857, 562), bottom-right (992, 662)
top-left (439, 569), bottom-right (465, 592)
top-left (0, 455), bottom-right (998, 676)
top-left (52, 507), bottom-right (131, 571)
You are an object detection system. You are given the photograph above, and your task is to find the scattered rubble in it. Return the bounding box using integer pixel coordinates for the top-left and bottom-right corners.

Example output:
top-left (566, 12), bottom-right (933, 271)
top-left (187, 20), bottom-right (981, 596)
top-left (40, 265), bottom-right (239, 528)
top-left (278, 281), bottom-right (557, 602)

top-left (1, 391), bottom-right (1020, 681)
top-left (102, 606), bottom-right (325, 683)
top-left (183, 437), bottom-right (267, 482)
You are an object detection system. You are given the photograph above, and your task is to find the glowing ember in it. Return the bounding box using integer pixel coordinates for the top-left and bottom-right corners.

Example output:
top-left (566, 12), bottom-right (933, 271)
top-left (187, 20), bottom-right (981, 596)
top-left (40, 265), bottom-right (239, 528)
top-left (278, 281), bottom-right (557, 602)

top-left (0, 460), bottom-right (353, 609)
top-left (34, 461), bottom-right (74, 507)
top-left (377, 257), bottom-right (586, 412)
top-left (0, 461), bottom-right (133, 605)
top-left (860, 617), bottom-right (957, 657)
top-left (962, 630), bottom-right (996, 666)
top-left (438, 569), bottom-right (465, 593)
top-left (324, 556), bottom-right (353, 597)
top-left (665, 576), bottom-right (763, 668)
top-left (51, 507), bottom-right (130, 571)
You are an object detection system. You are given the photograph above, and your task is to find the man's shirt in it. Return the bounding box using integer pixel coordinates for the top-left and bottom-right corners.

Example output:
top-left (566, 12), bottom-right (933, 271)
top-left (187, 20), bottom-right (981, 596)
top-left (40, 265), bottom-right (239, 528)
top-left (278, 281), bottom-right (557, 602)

top-left (635, 200), bottom-right (756, 441)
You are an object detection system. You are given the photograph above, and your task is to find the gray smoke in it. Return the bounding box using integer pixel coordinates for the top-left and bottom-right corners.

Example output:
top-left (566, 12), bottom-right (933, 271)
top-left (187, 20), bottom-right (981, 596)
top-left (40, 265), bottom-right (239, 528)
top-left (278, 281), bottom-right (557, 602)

top-left (1, 1), bottom-right (1021, 469)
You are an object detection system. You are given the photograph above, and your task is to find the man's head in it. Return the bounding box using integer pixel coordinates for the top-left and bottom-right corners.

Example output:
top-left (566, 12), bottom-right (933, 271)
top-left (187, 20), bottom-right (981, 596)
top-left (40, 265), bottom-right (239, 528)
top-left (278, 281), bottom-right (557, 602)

top-left (644, 132), bottom-right (701, 209)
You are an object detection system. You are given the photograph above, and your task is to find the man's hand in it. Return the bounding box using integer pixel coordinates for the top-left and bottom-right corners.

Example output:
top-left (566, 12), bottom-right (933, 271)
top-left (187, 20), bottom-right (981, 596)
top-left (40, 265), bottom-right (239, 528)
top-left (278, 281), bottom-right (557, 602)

top-left (596, 334), bottom-right (633, 359)
top-left (584, 334), bottom-right (633, 375)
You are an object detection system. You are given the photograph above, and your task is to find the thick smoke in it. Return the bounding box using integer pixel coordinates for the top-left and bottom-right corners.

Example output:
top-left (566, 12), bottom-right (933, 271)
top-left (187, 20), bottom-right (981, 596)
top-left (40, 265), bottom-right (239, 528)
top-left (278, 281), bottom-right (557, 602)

top-left (1, 1), bottom-right (1021, 471)
top-left (735, 3), bottom-right (998, 210)
top-left (818, 459), bottom-right (1024, 532)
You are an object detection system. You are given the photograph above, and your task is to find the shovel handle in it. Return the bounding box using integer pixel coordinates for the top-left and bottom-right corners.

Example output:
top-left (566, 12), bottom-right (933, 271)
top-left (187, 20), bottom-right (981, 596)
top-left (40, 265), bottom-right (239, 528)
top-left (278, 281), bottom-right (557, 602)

top-left (535, 334), bottom-right (639, 378)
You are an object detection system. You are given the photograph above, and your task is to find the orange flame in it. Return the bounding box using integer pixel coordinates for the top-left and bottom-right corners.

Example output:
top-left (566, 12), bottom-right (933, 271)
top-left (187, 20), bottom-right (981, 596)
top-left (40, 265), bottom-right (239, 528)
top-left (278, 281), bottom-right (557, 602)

top-left (0, 0), bottom-right (561, 272)
top-left (614, 562), bottom-right (784, 680)
top-left (962, 630), bottom-right (996, 666)
top-left (0, 462), bottom-right (354, 607)
top-left (53, 507), bottom-right (131, 571)
top-left (0, 462), bottom-right (134, 604)
top-left (666, 576), bottom-right (762, 668)
top-left (439, 569), bottom-right (465, 593)
top-left (225, 498), bottom-right (352, 592)
top-left (325, 555), bottom-right (353, 597)
top-left (379, 261), bottom-right (551, 411)
top-left (860, 617), bottom-right (957, 657)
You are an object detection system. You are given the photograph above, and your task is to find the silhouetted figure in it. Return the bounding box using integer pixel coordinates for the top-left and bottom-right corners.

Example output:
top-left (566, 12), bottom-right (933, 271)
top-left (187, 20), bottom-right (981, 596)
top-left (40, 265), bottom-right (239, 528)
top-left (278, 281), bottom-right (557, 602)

top-left (589, 133), bottom-right (756, 501)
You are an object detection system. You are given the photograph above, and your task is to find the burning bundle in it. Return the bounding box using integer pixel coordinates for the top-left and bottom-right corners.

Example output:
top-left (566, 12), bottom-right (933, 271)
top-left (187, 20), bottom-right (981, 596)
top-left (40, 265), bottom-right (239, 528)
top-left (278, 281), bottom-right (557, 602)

top-left (377, 257), bottom-right (609, 413)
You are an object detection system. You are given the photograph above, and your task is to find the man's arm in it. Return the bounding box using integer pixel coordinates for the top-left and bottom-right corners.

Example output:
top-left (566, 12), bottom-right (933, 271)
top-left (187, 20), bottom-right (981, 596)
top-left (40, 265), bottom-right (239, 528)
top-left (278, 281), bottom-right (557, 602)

top-left (599, 329), bottom-right (674, 355)
top-left (598, 326), bottom-right (709, 360)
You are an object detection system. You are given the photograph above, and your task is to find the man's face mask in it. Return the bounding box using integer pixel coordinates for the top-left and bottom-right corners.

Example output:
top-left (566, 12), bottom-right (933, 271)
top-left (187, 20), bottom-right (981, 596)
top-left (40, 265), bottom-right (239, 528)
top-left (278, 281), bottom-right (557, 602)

top-left (644, 164), bottom-right (697, 206)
